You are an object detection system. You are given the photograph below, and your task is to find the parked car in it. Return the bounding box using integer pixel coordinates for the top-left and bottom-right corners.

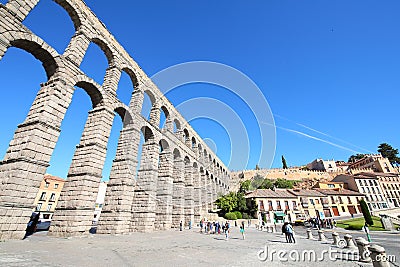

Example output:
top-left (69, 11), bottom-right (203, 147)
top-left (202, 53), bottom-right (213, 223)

top-left (35, 220), bottom-right (51, 231)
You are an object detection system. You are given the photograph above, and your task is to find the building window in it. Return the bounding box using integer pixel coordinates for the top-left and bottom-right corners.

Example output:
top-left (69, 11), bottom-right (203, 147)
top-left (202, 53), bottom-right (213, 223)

top-left (40, 192), bottom-right (46, 201)
top-left (54, 183), bottom-right (59, 189)
top-left (310, 199), bottom-right (314, 205)
top-left (341, 206), bottom-right (345, 212)
top-left (45, 182), bottom-right (50, 188)
top-left (49, 193), bottom-right (56, 201)
top-left (339, 197), bottom-right (343, 204)
top-left (36, 203), bottom-right (42, 211)
top-left (330, 196), bottom-right (335, 203)
top-left (328, 184), bottom-right (335, 188)
top-left (46, 203), bottom-right (52, 211)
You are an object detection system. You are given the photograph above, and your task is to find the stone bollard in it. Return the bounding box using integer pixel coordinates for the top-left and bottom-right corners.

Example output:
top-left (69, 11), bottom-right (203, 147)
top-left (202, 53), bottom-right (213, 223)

top-left (344, 234), bottom-right (357, 249)
top-left (332, 232), bottom-right (340, 246)
top-left (306, 229), bottom-right (314, 240)
top-left (355, 237), bottom-right (371, 263)
top-left (318, 230), bottom-right (326, 241)
top-left (369, 245), bottom-right (390, 267)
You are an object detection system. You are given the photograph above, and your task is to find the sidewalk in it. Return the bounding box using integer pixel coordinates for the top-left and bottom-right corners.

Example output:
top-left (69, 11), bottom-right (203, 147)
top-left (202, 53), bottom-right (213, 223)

top-left (0, 228), bottom-right (372, 267)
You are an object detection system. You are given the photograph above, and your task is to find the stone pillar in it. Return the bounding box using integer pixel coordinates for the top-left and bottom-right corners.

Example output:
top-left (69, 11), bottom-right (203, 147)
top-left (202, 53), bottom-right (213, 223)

top-left (344, 234), bottom-right (357, 250)
top-left (130, 90), bottom-right (144, 115)
top-left (130, 139), bottom-right (159, 232)
top-left (318, 230), bottom-right (326, 241)
top-left (306, 229), bottom-right (314, 239)
top-left (164, 117), bottom-right (173, 132)
top-left (96, 125), bottom-right (140, 234)
top-left (355, 237), bottom-right (371, 263)
top-left (0, 77), bottom-right (73, 240)
top-left (49, 106), bottom-right (115, 237)
top-left (102, 66), bottom-right (121, 95)
top-left (184, 161), bottom-right (194, 227)
top-left (149, 105), bottom-right (160, 126)
top-left (155, 150), bottom-right (173, 230)
top-left (369, 245), bottom-right (390, 267)
top-left (193, 166), bottom-right (201, 223)
top-left (172, 158), bottom-right (185, 228)
top-left (201, 171), bottom-right (208, 216)
top-left (332, 232), bottom-right (340, 246)
top-left (63, 31), bottom-right (91, 67)
top-left (5, 0), bottom-right (39, 21)
top-left (206, 175), bottom-right (213, 212)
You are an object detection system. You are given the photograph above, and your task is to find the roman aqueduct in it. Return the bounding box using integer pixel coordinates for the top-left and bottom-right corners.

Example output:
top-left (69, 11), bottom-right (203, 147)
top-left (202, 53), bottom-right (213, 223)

top-left (0, 0), bottom-right (230, 240)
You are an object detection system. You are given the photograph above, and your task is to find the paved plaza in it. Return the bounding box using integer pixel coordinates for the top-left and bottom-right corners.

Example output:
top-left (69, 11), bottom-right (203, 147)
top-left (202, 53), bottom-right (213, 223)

top-left (1, 225), bottom-right (397, 267)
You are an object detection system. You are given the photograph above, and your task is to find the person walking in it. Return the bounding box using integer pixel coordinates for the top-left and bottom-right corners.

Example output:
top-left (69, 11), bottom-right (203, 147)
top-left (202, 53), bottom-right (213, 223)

top-left (282, 222), bottom-right (289, 243)
top-left (224, 222), bottom-right (230, 240)
top-left (240, 225), bottom-right (245, 240)
top-left (286, 223), bottom-right (295, 243)
top-left (179, 221), bottom-right (183, 231)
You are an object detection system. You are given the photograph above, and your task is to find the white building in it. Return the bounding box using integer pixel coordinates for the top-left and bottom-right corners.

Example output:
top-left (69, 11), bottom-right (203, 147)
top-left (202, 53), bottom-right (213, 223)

top-left (307, 159), bottom-right (338, 172)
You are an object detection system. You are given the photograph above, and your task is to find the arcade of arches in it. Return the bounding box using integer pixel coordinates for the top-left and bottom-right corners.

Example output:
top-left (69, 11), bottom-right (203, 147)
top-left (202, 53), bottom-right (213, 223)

top-left (0, 0), bottom-right (230, 240)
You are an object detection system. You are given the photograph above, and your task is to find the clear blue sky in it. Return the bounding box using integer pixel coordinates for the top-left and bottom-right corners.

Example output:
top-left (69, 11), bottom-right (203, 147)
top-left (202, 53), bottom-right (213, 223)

top-left (1, 0), bottom-right (400, 179)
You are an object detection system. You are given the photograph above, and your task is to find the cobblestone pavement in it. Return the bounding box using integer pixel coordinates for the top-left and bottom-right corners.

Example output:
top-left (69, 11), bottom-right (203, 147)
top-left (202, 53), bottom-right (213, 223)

top-left (0, 227), bottom-right (379, 267)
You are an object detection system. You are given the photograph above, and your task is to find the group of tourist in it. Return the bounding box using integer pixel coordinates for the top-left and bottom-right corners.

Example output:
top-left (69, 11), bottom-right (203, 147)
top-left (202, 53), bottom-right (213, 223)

top-left (199, 219), bottom-right (246, 240)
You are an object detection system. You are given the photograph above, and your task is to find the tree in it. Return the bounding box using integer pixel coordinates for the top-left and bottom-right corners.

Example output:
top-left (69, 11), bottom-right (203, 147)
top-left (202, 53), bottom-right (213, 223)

top-left (215, 192), bottom-right (237, 214)
top-left (274, 178), bottom-right (298, 189)
top-left (255, 164), bottom-right (260, 170)
top-left (282, 155), bottom-right (288, 169)
top-left (348, 154), bottom-right (365, 163)
top-left (378, 143), bottom-right (400, 165)
top-left (239, 180), bottom-right (251, 193)
top-left (359, 199), bottom-right (373, 226)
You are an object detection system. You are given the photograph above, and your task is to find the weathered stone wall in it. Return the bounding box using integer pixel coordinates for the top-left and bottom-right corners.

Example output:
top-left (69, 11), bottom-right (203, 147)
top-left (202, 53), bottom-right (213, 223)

top-left (0, 0), bottom-right (230, 240)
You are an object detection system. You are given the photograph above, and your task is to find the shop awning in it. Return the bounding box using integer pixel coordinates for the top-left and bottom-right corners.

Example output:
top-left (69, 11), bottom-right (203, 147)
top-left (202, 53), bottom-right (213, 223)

top-left (274, 212), bottom-right (286, 217)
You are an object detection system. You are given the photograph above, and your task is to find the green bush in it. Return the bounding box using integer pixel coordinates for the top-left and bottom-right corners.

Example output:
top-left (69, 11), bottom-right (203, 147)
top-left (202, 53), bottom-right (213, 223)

top-left (224, 212), bottom-right (237, 220)
top-left (242, 213), bottom-right (250, 219)
top-left (234, 211), bottom-right (242, 219)
top-left (346, 225), bottom-right (363, 230)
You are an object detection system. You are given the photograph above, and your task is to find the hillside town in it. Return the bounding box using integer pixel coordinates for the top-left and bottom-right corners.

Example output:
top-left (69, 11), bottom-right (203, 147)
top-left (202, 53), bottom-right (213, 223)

top-left (229, 153), bottom-right (400, 228)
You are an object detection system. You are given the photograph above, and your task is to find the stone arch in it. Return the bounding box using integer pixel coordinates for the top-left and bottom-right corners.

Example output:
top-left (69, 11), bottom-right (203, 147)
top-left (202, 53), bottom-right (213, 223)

top-left (159, 105), bottom-right (170, 129)
top-left (193, 162), bottom-right (198, 169)
top-left (120, 65), bottom-right (139, 88)
top-left (184, 155), bottom-right (190, 165)
top-left (141, 126), bottom-right (154, 142)
top-left (54, 0), bottom-right (83, 31)
top-left (144, 89), bottom-right (156, 105)
top-left (6, 32), bottom-right (59, 79)
top-left (90, 37), bottom-right (116, 67)
top-left (71, 76), bottom-right (104, 108)
top-left (191, 137), bottom-right (197, 149)
top-left (113, 104), bottom-right (133, 126)
top-left (173, 148), bottom-right (181, 160)
top-left (173, 118), bottom-right (181, 133)
top-left (159, 139), bottom-right (169, 152)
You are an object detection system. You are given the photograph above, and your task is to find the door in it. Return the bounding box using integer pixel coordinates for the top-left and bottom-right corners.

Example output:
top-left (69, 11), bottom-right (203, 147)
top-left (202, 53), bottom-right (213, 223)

top-left (332, 206), bottom-right (339, 216)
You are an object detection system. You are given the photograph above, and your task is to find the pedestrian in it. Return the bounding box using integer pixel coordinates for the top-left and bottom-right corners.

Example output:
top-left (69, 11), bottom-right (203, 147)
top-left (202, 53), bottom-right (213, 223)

top-left (363, 223), bottom-right (371, 242)
top-left (240, 225), bottom-right (245, 240)
top-left (282, 222), bottom-right (289, 243)
top-left (189, 220), bottom-right (192, 230)
top-left (180, 220), bottom-right (183, 231)
top-left (224, 222), bottom-right (230, 240)
top-left (248, 219), bottom-right (251, 227)
top-left (200, 220), bottom-right (203, 233)
top-left (333, 219), bottom-right (337, 228)
top-left (285, 223), bottom-right (295, 243)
